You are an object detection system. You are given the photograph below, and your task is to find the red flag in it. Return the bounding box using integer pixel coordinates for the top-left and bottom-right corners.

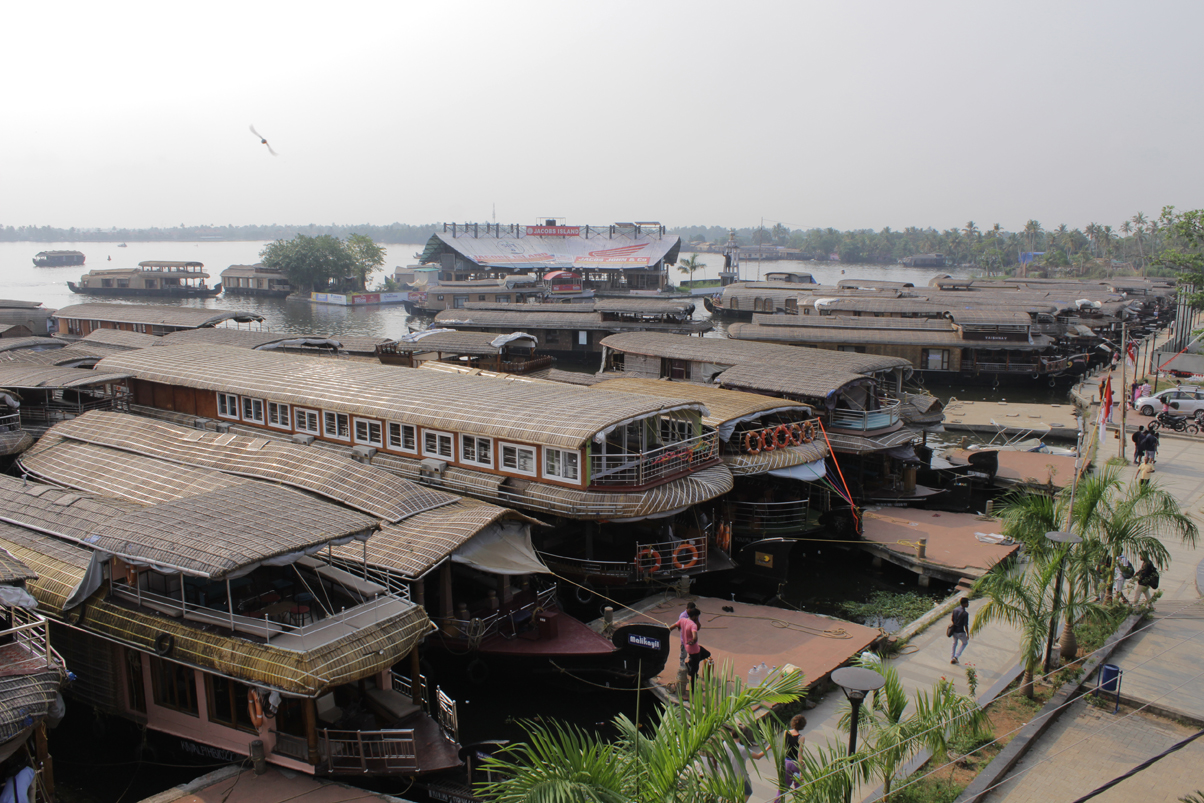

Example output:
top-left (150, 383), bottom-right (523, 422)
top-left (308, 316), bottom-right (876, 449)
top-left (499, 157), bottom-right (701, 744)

top-left (1102, 375), bottom-right (1113, 422)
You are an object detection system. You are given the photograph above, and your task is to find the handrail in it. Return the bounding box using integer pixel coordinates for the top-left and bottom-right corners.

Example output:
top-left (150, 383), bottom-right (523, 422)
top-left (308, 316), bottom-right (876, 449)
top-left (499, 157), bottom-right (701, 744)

top-left (589, 431), bottom-right (718, 487)
top-left (729, 499), bottom-right (811, 534)
top-left (1, 608), bottom-right (53, 669)
top-left (321, 728), bottom-right (417, 773)
top-left (438, 587), bottom-right (557, 642)
top-left (827, 398), bottom-right (901, 431)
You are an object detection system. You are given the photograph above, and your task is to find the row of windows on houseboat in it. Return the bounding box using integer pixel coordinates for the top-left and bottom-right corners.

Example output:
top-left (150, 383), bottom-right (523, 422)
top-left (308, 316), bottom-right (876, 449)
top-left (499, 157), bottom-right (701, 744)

top-left (212, 392), bottom-right (581, 483)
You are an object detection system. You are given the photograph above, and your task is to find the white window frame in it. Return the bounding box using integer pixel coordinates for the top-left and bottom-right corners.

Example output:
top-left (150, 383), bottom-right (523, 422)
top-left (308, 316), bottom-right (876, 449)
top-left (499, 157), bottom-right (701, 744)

top-left (387, 422), bottom-right (417, 453)
top-left (422, 429), bottom-right (454, 460)
top-left (267, 401), bottom-right (291, 429)
top-left (216, 393), bottom-right (240, 420)
top-left (323, 411), bottom-right (351, 441)
top-left (500, 442), bottom-right (537, 477)
top-left (354, 417), bottom-right (384, 447)
top-left (460, 435), bottom-right (494, 468)
top-left (241, 397), bottom-right (265, 424)
top-left (543, 447), bottom-right (581, 483)
top-left (294, 407), bottom-right (320, 435)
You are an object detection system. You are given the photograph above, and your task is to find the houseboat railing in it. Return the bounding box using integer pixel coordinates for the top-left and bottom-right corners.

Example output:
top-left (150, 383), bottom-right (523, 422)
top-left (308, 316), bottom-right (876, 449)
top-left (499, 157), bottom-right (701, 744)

top-left (972, 356), bottom-right (1068, 375)
top-left (439, 587), bottom-right (558, 647)
top-left (729, 499), bottom-right (811, 534)
top-left (0, 411), bottom-right (21, 431)
top-left (498, 355), bottom-right (554, 373)
top-left (826, 398), bottom-right (901, 431)
top-left (322, 728), bottom-right (418, 773)
top-left (538, 552), bottom-right (635, 582)
top-left (110, 584), bottom-right (400, 650)
top-left (270, 731), bottom-right (310, 762)
top-left (634, 536), bottom-right (708, 575)
top-left (2, 607), bottom-right (54, 669)
top-left (390, 670), bottom-right (459, 743)
top-left (589, 431), bottom-right (718, 487)
top-left (20, 393), bottom-right (129, 424)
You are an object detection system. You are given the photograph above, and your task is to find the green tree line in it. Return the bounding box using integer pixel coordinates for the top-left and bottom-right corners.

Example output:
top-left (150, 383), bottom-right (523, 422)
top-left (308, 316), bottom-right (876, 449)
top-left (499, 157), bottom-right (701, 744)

top-left (0, 222), bottom-right (441, 245)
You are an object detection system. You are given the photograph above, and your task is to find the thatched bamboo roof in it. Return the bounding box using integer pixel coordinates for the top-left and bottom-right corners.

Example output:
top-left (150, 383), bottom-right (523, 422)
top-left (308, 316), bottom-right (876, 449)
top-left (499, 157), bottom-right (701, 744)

top-left (592, 297), bottom-right (696, 315)
top-left (715, 363), bottom-right (874, 401)
top-left (53, 304), bottom-right (263, 328)
top-left (0, 341), bottom-right (125, 367)
top-left (946, 310), bottom-right (1034, 326)
top-left (0, 475), bottom-right (378, 579)
top-left (599, 332), bottom-right (911, 376)
top-left (0, 545), bottom-right (35, 584)
top-left (159, 328), bottom-right (299, 349)
top-left (591, 377), bottom-right (813, 424)
top-left (332, 499), bottom-right (536, 580)
top-left (0, 670), bottom-right (65, 743)
top-left (820, 427), bottom-right (917, 454)
top-left (729, 322), bottom-right (967, 348)
top-left (30, 411), bottom-right (457, 523)
top-left (0, 521), bottom-right (91, 615)
top-left (0, 364), bottom-right (132, 389)
top-left (748, 314), bottom-right (952, 331)
top-left (96, 345), bottom-right (709, 450)
top-left (725, 441), bottom-right (828, 476)
top-left (391, 330), bottom-right (539, 355)
top-left (81, 328), bottom-right (162, 349)
top-left (220, 264), bottom-right (282, 279)
top-left (0, 337), bottom-right (63, 353)
top-left (436, 309), bottom-right (609, 328)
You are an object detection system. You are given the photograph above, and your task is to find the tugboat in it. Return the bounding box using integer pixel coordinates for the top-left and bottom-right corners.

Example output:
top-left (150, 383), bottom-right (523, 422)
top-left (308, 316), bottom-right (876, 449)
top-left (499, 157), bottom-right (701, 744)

top-left (68, 261), bottom-right (221, 298)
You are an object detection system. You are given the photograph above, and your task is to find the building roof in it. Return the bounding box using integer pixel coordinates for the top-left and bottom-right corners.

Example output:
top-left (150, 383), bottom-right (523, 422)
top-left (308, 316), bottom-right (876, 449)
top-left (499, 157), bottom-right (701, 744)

top-left (599, 332), bottom-right (912, 375)
top-left (30, 411), bottom-right (458, 523)
top-left (219, 264), bottom-right (283, 279)
top-left (52, 303), bottom-right (264, 328)
top-left (0, 364), bottom-right (133, 389)
top-left (96, 344), bottom-right (709, 450)
top-left (946, 310), bottom-right (1034, 326)
top-left (0, 337), bottom-right (63, 353)
top-left (421, 228), bottom-right (681, 271)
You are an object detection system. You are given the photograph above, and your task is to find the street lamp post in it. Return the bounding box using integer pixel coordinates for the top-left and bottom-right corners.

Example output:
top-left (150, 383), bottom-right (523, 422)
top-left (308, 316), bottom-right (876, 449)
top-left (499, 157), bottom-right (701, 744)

top-left (832, 666), bottom-right (886, 803)
top-left (1044, 530), bottom-right (1083, 673)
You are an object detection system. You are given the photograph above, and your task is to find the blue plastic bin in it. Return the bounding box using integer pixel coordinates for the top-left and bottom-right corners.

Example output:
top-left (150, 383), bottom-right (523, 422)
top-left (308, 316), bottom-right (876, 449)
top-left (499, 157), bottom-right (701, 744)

top-left (1099, 663), bottom-right (1122, 693)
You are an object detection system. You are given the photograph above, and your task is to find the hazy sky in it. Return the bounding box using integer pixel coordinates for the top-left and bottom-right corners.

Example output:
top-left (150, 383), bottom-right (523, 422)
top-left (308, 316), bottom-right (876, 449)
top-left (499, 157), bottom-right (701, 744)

top-left (5, 1), bottom-right (1202, 234)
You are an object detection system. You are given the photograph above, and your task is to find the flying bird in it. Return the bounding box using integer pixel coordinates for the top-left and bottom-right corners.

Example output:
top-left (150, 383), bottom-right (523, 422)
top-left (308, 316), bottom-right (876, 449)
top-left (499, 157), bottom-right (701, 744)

top-left (249, 125), bottom-right (278, 156)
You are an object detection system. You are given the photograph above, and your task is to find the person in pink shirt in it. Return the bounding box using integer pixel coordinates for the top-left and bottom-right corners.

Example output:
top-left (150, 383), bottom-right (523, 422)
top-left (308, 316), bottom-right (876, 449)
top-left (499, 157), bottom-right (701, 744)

top-left (680, 607), bottom-right (711, 680)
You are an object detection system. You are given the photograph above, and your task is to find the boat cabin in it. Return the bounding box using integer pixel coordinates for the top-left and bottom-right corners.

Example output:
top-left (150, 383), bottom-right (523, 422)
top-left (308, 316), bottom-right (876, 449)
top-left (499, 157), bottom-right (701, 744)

top-left (220, 264), bottom-right (293, 297)
top-left (403, 276), bottom-right (547, 315)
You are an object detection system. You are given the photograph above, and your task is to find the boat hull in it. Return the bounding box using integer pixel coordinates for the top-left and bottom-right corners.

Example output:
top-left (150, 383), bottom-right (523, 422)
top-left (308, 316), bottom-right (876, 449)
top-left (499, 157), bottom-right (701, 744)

top-left (67, 282), bottom-right (222, 298)
top-left (222, 287), bottom-right (292, 298)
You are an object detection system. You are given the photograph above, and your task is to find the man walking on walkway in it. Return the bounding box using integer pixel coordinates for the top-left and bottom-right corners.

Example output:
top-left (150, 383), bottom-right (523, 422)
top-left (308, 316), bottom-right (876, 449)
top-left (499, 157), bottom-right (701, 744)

top-left (950, 597), bottom-right (970, 664)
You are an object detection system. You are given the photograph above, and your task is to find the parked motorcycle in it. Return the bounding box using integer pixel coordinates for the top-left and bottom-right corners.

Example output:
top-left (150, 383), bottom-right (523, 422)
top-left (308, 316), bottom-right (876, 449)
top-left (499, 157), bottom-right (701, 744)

top-left (1148, 410), bottom-right (1200, 435)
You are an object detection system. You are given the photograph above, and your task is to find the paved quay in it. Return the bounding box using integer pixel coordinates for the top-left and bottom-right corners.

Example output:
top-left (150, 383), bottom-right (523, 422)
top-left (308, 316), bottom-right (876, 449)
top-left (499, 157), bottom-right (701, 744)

top-left (941, 399), bottom-right (1079, 440)
top-left (977, 363), bottom-right (1204, 802)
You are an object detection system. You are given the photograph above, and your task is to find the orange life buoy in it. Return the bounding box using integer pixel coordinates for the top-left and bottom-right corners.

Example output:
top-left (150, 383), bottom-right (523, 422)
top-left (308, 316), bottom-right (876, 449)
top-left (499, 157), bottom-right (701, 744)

top-left (743, 430), bottom-right (762, 454)
top-left (788, 423), bottom-right (804, 446)
top-left (673, 542), bottom-right (701, 571)
top-left (248, 689), bottom-right (265, 729)
top-left (637, 547), bottom-right (662, 574)
top-left (773, 425), bottom-right (791, 450)
top-left (802, 421), bottom-right (815, 444)
top-left (717, 522), bottom-right (731, 552)
top-left (761, 427), bottom-right (776, 451)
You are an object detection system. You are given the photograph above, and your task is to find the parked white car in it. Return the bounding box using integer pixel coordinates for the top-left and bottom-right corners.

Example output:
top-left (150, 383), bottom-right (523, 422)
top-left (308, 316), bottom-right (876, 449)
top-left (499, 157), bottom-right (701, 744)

top-left (1135, 387), bottom-right (1204, 417)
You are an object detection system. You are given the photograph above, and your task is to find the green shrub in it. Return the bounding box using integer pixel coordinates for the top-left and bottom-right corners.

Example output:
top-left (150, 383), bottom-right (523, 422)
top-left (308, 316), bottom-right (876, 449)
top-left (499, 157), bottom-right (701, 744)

top-left (890, 774), bottom-right (963, 803)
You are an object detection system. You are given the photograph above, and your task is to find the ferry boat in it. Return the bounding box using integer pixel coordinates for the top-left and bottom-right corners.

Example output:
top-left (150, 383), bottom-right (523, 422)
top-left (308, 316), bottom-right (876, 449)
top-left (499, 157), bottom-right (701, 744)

top-left (32, 250), bottom-right (85, 268)
top-left (220, 264), bottom-right (293, 297)
top-left (0, 472), bottom-right (464, 780)
top-left (68, 261), bottom-right (220, 298)
top-left (93, 345), bottom-right (737, 590)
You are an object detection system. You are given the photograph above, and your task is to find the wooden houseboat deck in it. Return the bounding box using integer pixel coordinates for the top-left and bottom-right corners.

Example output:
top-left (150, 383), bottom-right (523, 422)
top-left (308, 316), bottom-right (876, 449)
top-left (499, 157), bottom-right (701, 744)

top-left (859, 508), bottom-right (1022, 584)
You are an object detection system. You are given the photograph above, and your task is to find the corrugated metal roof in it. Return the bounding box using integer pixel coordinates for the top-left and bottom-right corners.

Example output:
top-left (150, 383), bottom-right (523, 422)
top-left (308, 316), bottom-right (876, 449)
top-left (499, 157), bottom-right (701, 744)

top-left (424, 230), bottom-right (681, 271)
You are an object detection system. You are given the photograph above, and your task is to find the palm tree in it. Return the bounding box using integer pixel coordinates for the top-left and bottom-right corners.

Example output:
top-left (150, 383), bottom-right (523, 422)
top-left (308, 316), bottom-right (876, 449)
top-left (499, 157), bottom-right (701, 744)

top-left (476, 664), bottom-right (814, 803)
top-left (677, 253), bottom-right (706, 288)
top-left (972, 556), bottom-right (1062, 697)
top-left (1132, 212), bottom-right (1149, 275)
top-left (839, 657), bottom-right (985, 800)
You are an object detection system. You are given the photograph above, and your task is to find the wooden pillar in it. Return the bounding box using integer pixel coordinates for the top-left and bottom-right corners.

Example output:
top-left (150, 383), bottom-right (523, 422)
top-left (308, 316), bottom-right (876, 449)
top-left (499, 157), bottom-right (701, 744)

top-left (304, 698), bottom-right (321, 765)
top-left (439, 563), bottom-right (453, 621)
top-left (412, 578), bottom-right (425, 607)
top-left (409, 647), bottom-right (422, 706)
top-left (35, 721), bottom-right (54, 800)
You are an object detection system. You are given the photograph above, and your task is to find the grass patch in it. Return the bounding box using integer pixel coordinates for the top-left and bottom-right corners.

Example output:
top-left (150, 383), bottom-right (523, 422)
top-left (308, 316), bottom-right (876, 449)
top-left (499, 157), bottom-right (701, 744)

top-left (1075, 603), bottom-right (1129, 655)
top-left (837, 590), bottom-right (936, 629)
top-left (889, 773), bottom-right (963, 803)
top-left (1105, 456), bottom-right (1129, 467)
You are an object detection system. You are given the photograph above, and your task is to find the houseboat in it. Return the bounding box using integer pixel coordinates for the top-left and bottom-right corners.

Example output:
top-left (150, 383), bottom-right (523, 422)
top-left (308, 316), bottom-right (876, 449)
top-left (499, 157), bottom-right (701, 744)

top-left (0, 364), bottom-right (132, 434)
top-left (899, 253), bottom-right (946, 267)
top-left (0, 544), bottom-right (66, 802)
top-left (20, 412), bottom-right (671, 689)
top-left (0, 300), bottom-right (56, 337)
top-left (0, 473), bottom-right (464, 780)
top-left (433, 297), bottom-right (709, 362)
top-left (402, 276), bottom-right (547, 316)
top-left (53, 303), bottom-right (265, 338)
top-left (417, 220), bottom-right (681, 293)
top-left (727, 310), bottom-right (1088, 385)
top-left (32, 250), bottom-right (85, 268)
top-left (220, 264), bottom-right (293, 297)
top-left (68, 261), bottom-right (220, 298)
top-left (598, 332), bottom-right (943, 515)
top-left (94, 345), bottom-right (737, 589)
top-left (376, 331), bottom-right (552, 374)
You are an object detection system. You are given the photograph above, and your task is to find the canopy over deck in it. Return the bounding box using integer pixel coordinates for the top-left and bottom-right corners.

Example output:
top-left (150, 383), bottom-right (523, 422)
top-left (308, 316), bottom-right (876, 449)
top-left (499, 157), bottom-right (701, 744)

top-left (0, 365), bottom-right (132, 389)
top-left (53, 303), bottom-right (264, 329)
